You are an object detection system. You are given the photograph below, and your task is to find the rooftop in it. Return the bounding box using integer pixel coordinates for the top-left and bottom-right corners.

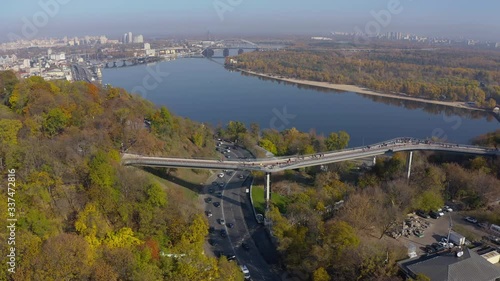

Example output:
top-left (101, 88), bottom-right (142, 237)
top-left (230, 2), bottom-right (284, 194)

top-left (399, 248), bottom-right (500, 281)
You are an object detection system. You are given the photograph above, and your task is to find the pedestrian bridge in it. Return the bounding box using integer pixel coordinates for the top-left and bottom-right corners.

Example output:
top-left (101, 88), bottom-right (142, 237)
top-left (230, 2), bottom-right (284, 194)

top-left (122, 138), bottom-right (499, 173)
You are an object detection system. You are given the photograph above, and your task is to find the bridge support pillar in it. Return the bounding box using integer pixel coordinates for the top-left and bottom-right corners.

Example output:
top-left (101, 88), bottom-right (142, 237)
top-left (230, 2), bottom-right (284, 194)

top-left (373, 156), bottom-right (377, 166)
top-left (265, 172), bottom-right (271, 208)
top-left (406, 151), bottom-right (413, 180)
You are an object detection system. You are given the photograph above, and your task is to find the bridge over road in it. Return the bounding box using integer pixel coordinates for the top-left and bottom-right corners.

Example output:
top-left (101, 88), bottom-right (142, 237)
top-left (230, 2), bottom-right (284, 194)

top-left (122, 138), bottom-right (499, 204)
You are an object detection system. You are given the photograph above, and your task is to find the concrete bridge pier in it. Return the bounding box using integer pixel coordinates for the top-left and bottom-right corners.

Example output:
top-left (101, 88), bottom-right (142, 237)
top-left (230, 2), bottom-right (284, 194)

top-left (406, 151), bottom-right (413, 180)
top-left (265, 172), bottom-right (271, 209)
top-left (373, 156), bottom-right (377, 166)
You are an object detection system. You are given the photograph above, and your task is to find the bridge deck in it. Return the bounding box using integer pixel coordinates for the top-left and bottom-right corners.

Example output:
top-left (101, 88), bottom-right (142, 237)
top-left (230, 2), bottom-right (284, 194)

top-left (122, 138), bottom-right (499, 173)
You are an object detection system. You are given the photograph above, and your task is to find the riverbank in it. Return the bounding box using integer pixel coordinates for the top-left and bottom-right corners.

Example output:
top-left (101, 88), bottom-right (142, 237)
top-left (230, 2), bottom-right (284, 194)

top-left (239, 69), bottom-right (489, 112)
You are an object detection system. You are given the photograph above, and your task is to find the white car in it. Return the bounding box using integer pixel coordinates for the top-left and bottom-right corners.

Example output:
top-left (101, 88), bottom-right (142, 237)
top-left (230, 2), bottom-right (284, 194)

top-left (218, 173), bottom-right (224, 178)
top-left (443, 205), bottom-right (453, 212)
top-left (219, 219), bottom-right (225, 225)
top-left (241, 265), bottom-right (251, 280)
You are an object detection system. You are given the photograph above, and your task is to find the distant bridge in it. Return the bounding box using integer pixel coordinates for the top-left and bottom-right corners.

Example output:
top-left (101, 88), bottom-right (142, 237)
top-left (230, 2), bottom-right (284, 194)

top-left (199, 38), bottom-right (278, 58)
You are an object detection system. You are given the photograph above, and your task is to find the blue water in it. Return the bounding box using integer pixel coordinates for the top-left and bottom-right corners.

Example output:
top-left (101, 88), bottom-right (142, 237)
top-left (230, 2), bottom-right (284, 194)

top-left (103, 58), bottom-right (499, 147)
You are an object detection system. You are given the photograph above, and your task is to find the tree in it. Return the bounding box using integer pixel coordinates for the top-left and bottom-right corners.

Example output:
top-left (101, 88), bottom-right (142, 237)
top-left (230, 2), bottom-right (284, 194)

top-left (325, 131), bottom-right (350, 151)
top-left (42, 108), bottom-right (70, 137)
top-left (313, 267), bottom-right (330, 281)
top-left (0, 119), bottom-right (22, 146)
top-left (259, 139), bottom-right (278, 155)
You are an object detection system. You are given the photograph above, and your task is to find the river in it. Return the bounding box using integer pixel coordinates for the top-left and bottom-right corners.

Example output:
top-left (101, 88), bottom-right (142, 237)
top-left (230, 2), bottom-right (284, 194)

top-left (103, 58), bottom-right (499, 147)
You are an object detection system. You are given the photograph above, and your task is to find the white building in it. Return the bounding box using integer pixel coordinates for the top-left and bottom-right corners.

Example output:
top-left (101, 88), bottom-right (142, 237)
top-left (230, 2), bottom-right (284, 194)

top-left (99, 36), bottom-right (108, 44)
top-left (133, 35), bottom-right (144, 44)
top-left (144, 43), bottom-right (151, 50)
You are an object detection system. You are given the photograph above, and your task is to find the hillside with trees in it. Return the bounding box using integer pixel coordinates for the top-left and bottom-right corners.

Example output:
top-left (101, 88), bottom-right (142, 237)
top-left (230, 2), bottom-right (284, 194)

top-left (229, 48), bottom-right (500, 108)
top-left (0, 71), bottom-right (243, 281)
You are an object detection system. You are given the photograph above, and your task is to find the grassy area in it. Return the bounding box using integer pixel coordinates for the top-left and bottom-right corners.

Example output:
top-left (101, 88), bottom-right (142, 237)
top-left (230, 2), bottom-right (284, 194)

top-left (251, 185), bottom-right (289, 214)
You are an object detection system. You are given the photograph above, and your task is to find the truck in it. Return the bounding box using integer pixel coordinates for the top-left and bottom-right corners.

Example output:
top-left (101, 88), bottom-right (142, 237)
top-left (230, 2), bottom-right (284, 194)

top-left (449, 231), bottom-right (466, 246)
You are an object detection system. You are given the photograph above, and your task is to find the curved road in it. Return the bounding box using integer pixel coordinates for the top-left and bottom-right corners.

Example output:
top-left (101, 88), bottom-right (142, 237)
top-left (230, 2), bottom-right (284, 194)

top-left (204, 141), bottom-right (281, 281)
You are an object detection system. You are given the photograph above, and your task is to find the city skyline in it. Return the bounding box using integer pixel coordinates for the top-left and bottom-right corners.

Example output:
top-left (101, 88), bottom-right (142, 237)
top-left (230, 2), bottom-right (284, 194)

top-left (2, 0), bottom-right (500, 42)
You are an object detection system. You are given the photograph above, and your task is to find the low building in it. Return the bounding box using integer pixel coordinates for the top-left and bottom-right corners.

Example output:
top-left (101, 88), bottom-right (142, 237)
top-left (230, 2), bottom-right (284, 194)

top-left (493, 107), bottom-right (499, 114)
top-left (481, 251), bottom-right (500, 264)
top-left (399, 248), bottom-right (500, 281)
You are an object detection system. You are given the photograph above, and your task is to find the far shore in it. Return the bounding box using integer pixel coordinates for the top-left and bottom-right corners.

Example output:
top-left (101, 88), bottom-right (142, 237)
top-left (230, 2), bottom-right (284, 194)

top-left (238, 69), bottom-right (489, 113)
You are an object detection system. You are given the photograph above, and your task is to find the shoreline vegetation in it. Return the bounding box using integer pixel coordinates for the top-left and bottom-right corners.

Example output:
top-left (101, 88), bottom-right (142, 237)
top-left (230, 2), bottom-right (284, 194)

top-left (238, 69), bottom-right (490, 113)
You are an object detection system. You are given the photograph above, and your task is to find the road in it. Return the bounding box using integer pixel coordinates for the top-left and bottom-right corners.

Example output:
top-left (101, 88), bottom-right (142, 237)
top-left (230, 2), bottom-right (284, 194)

top-left (71, 64), bottom-right (94, 82)
top-left (204, 141), bottom-right (281, 281)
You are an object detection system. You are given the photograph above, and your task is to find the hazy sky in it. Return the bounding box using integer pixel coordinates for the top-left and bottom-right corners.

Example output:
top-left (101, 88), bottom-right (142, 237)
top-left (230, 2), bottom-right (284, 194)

top-left (2, 0), bottom-right (500, 41)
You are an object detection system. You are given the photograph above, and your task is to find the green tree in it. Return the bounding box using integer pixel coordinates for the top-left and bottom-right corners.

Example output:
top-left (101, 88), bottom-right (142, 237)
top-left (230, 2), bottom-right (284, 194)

top-left (42, 108), bottom-right (70, 137)
top-left (259, 139), bottom-right (278, 155)
top-left (325, 131), bottom-right (350, 151)
top-left (313, 267), bottom-right (330, 281)
top-left (0, 119), bottom-right (22, 146)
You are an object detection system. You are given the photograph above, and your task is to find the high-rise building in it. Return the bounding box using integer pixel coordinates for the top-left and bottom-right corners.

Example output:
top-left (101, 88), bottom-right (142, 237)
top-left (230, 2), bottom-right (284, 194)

top-left (123, 33), bottom-right (128, 44)
top-left (128, 32), bottom-right (133, 44)
top-left (133, 35), bottom-right (144, 44)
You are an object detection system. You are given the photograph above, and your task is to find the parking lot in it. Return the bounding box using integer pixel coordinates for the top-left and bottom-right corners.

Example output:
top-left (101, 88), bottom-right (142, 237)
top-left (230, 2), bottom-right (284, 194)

top-left (397, 211), bottom-right (493, 255)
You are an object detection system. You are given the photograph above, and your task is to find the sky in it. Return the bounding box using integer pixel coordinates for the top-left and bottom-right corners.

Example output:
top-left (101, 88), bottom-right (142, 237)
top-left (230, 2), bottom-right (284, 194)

top-left (1, 0), bottom-right (500, 42)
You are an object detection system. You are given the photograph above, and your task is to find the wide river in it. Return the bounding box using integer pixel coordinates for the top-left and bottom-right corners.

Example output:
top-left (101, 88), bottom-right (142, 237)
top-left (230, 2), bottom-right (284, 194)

top-left (103, 58), bottom-right (499, 147)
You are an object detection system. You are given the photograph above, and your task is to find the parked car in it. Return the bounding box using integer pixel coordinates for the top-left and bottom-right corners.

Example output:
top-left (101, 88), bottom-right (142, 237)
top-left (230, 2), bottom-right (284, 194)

top-left (219, 219), bottom-right (225, 225)
top-left (432, 243), bottom-right (445, 252)
top-left (241, 243), bottom-right (250, 251)
top-left (206, 211), bottom-right (212, 217)
top-left (443, 205), bottom-right (453, 212)
top-left (208, 188), bottom-right (214, 193)
top-left (216, 192), bottom-right (223, 198)
top-left (227, 223), bottom-right (234, 228)
top-left (465, 216), bottom-right (478, 224)
top-left (416, 210), bottom-right (430, 219)
top-left (206, 197), bottom-right (212, 203)
top-left (436, 210), bottom-right (445, 216)
top-left (429, 211), bottom-right (440, 219)
top-left (212, 181), bottom-right (218, 186)
top-left (208, 226), bottom-right (215, 234)
top-left (213, 202), bottom-right (221, 208)
top-left (218, 173), bottom-right (224, 178)
top-left (220, 229), bottom-right (227, 238)
top-left (238, 174), bottom-right (245, 179)
top-left (226, 255), bottom-right (236, 261)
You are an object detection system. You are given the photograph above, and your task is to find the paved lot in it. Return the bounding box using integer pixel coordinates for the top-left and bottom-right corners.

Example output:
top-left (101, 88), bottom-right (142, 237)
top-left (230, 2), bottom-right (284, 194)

top-left (398, 211), bottom-right (491, 254)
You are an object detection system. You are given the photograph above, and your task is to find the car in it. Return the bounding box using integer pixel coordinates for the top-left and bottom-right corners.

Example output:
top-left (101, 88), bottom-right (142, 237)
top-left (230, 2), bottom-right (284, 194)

top-left (439, 241), bottom-right (453, 248)
top-left (226, 254), bottom-right (236, 261)
top-left (227, 223), bottom-right (234, 228)
top-left (220, 229), bottom-right (227, 238)
top-left (206, 211), bottom-right (212, 217)
top-left (208, 239), bottom-right (218, 246)
top-left (219, 182), bottom-right (225, 188)
top-left (225, 155), bottom-right (231, 158)
top-left (206, 197), bottom-right (212, 203)
top-left (208, 226), bottom-right (215, 234)
top-left (218, 173), bottom-right (224, 178)
top-left (429, 211), bottom-right (440, 219)
top-left (212, 181), bottom-right (218, 186)
top-left (437, 210), bottom-right (445, 216)
top-left (432, 243), bottom-right (445, 252)
top-left (225, 149), bottom-right (231, 153)
top-left (216, 192), bottom-right (223, 198)
top-left (213, 202), bottom-right (221, 208)
top-left (219, 219), bottom-right (225, 225)
top-left (238, 174), bottom-right (245, 179)
top-left (208, 188), bottom-right (214, 193)
top-left (465, 216), bottom-right (478, 224)
top-left (241, 243), bottom-right (250, 251)
top-left (443, 205), bottom-right (453, 212)
top-left (241, 265), bottom-right (251, 280)
top-left (478, 222), bottom-right (489, 229)
top-left (416, 210), bottom-right (430, 219)
top-left (424, 245), bottom-right (436, 254)
top-left (227, 171), bottom-right (233, 176)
